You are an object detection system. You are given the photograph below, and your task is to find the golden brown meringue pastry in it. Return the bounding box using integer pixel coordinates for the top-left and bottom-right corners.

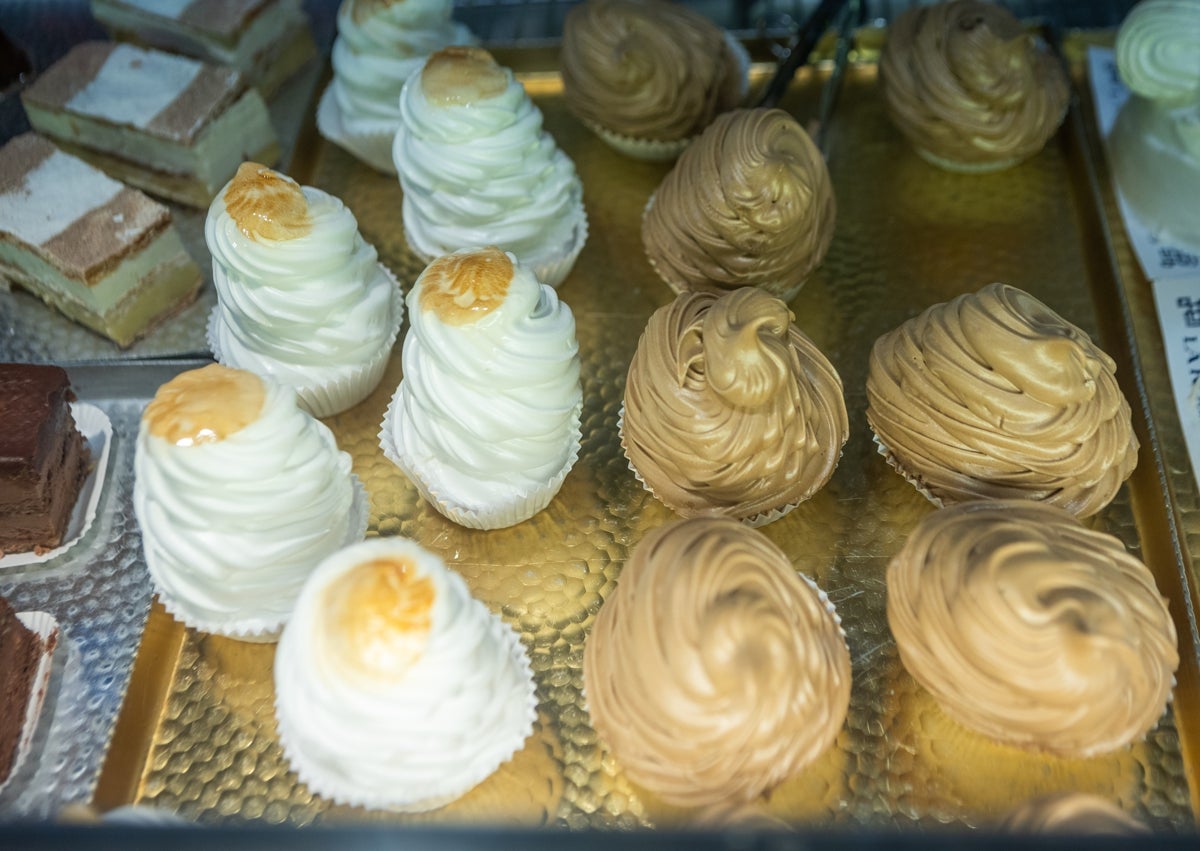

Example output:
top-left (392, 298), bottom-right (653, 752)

top-left (561, 0), bottom-right (743, 144)
top-left (888, 500), bottom-right (1178, 758)
top-left (642, 108), bottom-right (835, 301)
top-left (584, 516), bottom-right (851, 808)
top-left (622, 287), bottom-right (847, 524)
top-left (1000, 792), bottom-right (1149, 835)
top-left (866, 283), bottom-right (1137, 517)
top-left (879, 0), bottom-right (1070, 171)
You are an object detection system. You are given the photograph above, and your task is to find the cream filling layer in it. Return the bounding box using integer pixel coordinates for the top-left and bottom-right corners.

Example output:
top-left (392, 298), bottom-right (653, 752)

top-left (24, 91), bottom-right (276, 187)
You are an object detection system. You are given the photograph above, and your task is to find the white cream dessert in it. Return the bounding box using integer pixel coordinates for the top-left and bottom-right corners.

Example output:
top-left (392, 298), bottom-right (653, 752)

top-left (0, 133), bottom-right (201, 347)
top-left (134, 364), bottom-right (362, 637)
top-left (90, 0), bottom-right (317, 96)
top-left (274, 537), bottom-right (536, 811)
top-left (317, 0), bottom-right (475, 174)
top-left (381, 246), bottom-right (582, 529)
top-left (206, 162), bottom-right (402, 418)
top-left (393, 47), bottom-right (587, 288)
top-left (21, 42), bottom-right (279, 208)
top-left (1109, 0), bottom-right (1200, 250)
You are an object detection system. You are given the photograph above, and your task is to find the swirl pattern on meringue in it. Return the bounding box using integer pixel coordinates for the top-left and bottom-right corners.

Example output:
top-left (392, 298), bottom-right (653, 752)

top-left (134, 365), bottom-right (357, 630)
top-left (393, 47), bottom-right (587, 288)
top-left (641, 108), bottom-right (835, 300)
top-left (887, 499), bottom-right (1178, 757)
top-left (622, 288), bottom-right (847, 523)
top-left (560, 0), bottom-right (743, 142)
top-left (1115, 0), bottom-right (1200, 106)
top-left (878, 0), bottom-right (1070, 170)
top-left (1000, 792), bottom-right (1149, 835)
top-left (866, 283), bottom-right (1138, 517)
top-left (584, 516), bottom-right (851, 807)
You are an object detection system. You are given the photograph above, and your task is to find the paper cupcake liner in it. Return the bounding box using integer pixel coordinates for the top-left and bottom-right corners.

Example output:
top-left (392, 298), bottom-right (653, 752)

top-left (617, 405), bottom-right (803, 528)
top-left (208, 267), bottom-right (404, 419)
top-left (583, 33), bottom-right (751, 163)
top-left (914, 146), bottom-right (1023, 174)
top-left (316, 85), bottom-right (399, 176)
top-left (380, 393), bottom-right (582, 530)
top-left (151, 475), bottom-right (370, 642)
top-left (869, 430), bottom-right (946, 509)
top-left (276, 608), bottom-right (537, 812)
top-left (0, 404), bottom-right (113, 570)
top-left (0, 612), bottom-right (59, 798)
top-left (402, 207), bottom-right (588, 290)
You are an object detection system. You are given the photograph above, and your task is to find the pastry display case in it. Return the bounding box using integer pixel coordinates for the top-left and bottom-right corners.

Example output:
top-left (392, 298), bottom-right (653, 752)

top-left (2, 0), bottom-right (1198, 847)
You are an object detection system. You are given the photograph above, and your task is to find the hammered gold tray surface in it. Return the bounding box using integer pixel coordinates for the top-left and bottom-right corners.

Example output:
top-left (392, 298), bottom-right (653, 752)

top-left (98, 45), bottom-right (1198, 832)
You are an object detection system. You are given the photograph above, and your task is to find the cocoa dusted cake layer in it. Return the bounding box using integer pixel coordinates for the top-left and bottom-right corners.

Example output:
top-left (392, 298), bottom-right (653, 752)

top-left (21, 41), bottom-right (280, 207)
top-left (91, 0), bottom-right (317, 97)
top-left (0, 595), bottom-right (41, 786)
top-left (0, 363), bottom-right (89, 555)
top-left (0, 133), bottom-right (203, 347)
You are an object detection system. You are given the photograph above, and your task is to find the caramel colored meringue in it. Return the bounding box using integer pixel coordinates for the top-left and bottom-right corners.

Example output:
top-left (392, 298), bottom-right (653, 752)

top-left (1000, 792), bottom-right (1149, 835)
top-left (879, 0), bottom-right (1069, 171)
top-left (622, 288), bottom-right (847, 524)
top-left (584, 516), bottom-right (851, 808)
top-left (561, 0), bottom-right (743, 143)
top-left (642, 108), bottom-right (835, 301)
top-left (887, 499), bottom-right (1178, 758)
top-left (866, 283), bottom-right (1137, 517)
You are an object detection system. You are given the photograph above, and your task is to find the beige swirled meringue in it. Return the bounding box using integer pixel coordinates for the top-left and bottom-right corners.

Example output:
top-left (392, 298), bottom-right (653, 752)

top-left (1000, 792), bottom-right (1149, 835)
top-left (561, 0), bottom-right (745, 157)
top-left (1109, 0), bottom-right (1200, 250)
top-left (642, 108), bottom-right (835, 302)
top-left (621, 288), bottom-right (847, 525)
top-left (878, 0), bottom-right (1070, 172)
top-left (888, 499), bottom-right (1178, 757)
top-left (584, 516), bottom-right (851, 808)
top-left (866, 283), bottom-right (1137, 517)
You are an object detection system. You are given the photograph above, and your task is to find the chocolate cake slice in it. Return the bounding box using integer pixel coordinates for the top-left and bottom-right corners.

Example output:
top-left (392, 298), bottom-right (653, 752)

top-left (0, 134), bottom-right (202, 347)
top-left (91, 0), bottom-right (317, 97)
top-left (0, 596), bottom-right (41, 786)
top-left (21, 41), bottom-right (280, 207)
top-left (0, 364), bottom-right (90, 555)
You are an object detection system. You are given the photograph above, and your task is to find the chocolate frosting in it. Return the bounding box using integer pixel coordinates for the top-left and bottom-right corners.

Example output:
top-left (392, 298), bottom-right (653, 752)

top-left (560, 0), bottom-right (742, 142)
top-left (622, 288), bottom-right (847, 522)
top-left (878, 0), bottom-right (1069, 169)
top-left (887, 499), bottom-right (1178, 757)
top-left (1000, 792), bottom-right (1149, 835)
top-left (584, 516), bottom-right (851, 807)
top-left (866, 283), bottom-right (1137, 517)
top-left (641, 108), bottom-right (835, 299)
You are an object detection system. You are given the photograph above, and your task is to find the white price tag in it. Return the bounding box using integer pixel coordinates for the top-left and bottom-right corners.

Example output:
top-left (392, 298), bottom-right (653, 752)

top-left (1150, 279), bottom-right (1200, 489)
top-left (1086, 47), bottom-right (1200, 282)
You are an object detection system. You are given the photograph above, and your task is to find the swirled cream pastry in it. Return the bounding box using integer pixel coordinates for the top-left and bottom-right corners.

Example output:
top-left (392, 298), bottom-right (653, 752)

top-left (134, 364), bottom-right (364, 638)
top-left (1000, 792), bottom-right (1149, 835)
top-left (560, 0), bottom-right (746, 159)
top-left (1109, 0), bottom-right (1200, 249)
top-left (622, 288), bottom-right (847, 525)
top-left (584, 516), bottom-right (851, 808)
top-left (393, 47), bottom-right (587, 288)
top-left (316, 0), bottom-right (475, 174)
top-left (380, 247), bottom-right (582, 529)
top-left (866, 283), bottom-right (1137, 517)
top-left (887, 499), bottom-right (1178, 757)
top-left (206, 163), bottom-right (402, 418)
top-left (275, 537), bottom-right (536, 811)
top-left (878, 0), bottom-right (1070, 172)
top-left (641, 108), bottom-right (835, 302)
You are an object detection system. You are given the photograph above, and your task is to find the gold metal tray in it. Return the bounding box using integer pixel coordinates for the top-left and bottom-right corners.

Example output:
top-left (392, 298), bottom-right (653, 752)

top-left (95, 42), bottom-right (1200, 831)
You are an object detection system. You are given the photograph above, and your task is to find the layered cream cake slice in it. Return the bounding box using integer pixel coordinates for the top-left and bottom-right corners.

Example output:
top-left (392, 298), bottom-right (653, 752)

top-left (0, 133), bottom-right (202, 347)
top-left (21, 41), bottom-right (280, 207)
top-left (90, 0), bottom-right (317, 97)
